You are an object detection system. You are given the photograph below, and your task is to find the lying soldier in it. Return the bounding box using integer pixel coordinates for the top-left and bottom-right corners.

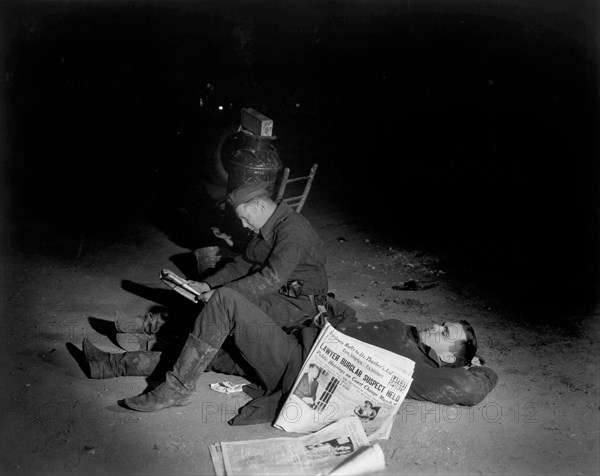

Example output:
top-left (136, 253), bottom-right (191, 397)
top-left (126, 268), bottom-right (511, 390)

top-left (80, 288), bottom-right (498, 424)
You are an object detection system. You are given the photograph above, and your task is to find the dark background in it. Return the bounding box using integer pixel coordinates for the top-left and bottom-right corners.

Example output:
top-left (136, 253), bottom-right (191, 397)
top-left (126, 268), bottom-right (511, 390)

top-left (2, 0), bottom-right (598, 318)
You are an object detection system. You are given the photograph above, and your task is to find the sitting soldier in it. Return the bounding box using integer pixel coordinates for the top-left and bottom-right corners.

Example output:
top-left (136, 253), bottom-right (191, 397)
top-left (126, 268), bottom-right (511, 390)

top-left (114, 180), bottom-right (355, 353)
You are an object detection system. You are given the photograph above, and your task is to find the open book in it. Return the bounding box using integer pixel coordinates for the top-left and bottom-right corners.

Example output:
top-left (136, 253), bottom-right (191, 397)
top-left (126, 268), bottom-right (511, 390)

top-left (159, 269), bottom-right (201, 302)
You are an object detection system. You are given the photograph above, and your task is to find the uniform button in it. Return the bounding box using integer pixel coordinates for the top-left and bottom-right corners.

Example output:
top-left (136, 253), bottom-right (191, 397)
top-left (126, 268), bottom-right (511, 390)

top-left (373, 325), bottom-right (378, 329)
top-left (357, 326), bottom-right (362, 329)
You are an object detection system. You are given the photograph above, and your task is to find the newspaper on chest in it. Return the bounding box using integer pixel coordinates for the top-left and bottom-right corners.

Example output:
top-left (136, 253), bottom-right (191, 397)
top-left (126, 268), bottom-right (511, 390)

top-left (274, 322), bottom-right (415, 440)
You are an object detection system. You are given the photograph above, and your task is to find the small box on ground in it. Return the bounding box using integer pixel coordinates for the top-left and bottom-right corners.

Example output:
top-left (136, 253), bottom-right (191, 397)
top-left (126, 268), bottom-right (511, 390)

top-left (241, 108), bottom-right (274, 136)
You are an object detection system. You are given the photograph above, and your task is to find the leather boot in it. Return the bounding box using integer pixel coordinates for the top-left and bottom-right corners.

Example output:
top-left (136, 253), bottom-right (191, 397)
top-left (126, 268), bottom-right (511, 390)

top-left (121, 334), bottom-right (220, 412)
top-left (116, 333), bottom-right (158, 352)
top-left (83, 338), bottom-right (162, 379)
top-left (114, 310), bottom-right (167, 334)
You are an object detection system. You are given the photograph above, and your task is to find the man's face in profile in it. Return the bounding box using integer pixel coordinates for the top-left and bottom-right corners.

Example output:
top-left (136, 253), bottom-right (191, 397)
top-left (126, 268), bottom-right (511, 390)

top-left (419, 322), bottom-right (466, 361)
top-left (235, 201), bottom-right (263, 233)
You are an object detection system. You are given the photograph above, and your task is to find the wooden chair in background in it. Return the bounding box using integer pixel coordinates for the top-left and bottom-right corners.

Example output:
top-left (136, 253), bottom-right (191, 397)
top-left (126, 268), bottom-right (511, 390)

top-left (274, 163), bottom-right (319, 214)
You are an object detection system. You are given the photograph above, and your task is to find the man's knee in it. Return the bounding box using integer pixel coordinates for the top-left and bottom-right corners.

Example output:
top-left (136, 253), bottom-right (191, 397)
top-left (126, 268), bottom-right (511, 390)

top-left (211, 287), bottom-right (248, 307)
top-left (199, 288), bottom-right (241, 322)
top-left (192, 289), bottom-right (238, 339)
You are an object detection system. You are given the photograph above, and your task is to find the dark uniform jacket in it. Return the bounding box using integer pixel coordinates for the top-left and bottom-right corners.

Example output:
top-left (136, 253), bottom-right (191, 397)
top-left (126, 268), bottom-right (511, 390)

top-left (205, 201), bottom-right (328, 302)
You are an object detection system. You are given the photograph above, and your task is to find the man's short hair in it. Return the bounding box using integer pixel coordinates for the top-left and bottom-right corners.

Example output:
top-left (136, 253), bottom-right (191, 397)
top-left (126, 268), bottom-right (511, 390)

top-left (446, 320), bottom-right (477, 368)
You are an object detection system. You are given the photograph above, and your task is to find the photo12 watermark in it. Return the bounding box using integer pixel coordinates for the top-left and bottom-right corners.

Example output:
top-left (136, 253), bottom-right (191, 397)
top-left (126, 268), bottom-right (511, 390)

top-left (399, 400), bottom-right (540, 425)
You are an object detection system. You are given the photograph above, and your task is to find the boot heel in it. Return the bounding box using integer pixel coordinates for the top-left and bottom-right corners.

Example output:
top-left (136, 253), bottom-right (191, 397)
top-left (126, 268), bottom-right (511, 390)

top-left (121, 334), bottom-right (221, 412)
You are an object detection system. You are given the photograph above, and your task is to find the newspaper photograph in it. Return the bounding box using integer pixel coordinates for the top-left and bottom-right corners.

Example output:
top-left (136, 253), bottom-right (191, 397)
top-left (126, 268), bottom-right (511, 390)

top-left (274, 323), bottom-right (415, 440)
top-left (210, 416), bottom-right (379, 476)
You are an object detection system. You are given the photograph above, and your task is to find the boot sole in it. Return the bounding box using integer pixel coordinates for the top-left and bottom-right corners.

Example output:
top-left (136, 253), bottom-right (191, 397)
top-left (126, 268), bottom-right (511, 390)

top-left (119, 396), bottom-right (193, 412)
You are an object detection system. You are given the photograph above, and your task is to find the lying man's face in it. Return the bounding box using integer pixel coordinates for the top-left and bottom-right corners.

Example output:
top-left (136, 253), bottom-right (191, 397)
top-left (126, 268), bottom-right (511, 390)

top-left (419, 322), bottom-right (466, 365)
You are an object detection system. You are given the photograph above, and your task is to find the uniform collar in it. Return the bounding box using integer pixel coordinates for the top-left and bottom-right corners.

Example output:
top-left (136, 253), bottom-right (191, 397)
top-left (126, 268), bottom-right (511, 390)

top-left (424, 346), bottom-right (443, 366)
top-left (410, 326), bottom-right (442, 367)
top-left (259, 201), bottom-right (293, 241)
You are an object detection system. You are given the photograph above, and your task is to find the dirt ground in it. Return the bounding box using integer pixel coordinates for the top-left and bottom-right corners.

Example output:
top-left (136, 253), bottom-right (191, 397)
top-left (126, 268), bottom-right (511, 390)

top-left (1, 190), bottom-right (599, 476)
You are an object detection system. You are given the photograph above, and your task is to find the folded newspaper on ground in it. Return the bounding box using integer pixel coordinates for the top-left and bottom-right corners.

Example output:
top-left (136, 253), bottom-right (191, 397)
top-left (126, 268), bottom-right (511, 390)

top-left (274, 323), bottom-right (415, 441)
top-left (209, 416), bottom-right (383, 476)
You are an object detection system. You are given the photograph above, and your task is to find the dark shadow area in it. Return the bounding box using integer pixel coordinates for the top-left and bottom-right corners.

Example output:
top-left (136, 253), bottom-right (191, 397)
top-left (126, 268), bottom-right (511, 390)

top-left (120, 280), bottom-right (196, 310)
top-left (168, 252), bottom-right (201, 281)
top-left (65, 342), bottom-right (90, 378)
top-left (88, 317), bottom-right (117, 340)
top-left (3, 0), bottom-right (598, 326)
top-left (149, 200), bottom-right (224, 251)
